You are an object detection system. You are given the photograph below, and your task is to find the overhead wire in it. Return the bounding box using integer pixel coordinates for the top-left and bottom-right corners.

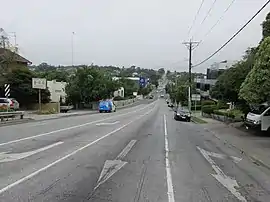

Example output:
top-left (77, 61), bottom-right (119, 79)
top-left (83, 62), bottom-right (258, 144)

top-left (191, 0), bottom-right (218, 39)
top-left (186, 0), bottom-right (206, 39)
top-left (198, 0), bottom-right (236, 46)
top-left (192, 0), bottom-right (270, 68)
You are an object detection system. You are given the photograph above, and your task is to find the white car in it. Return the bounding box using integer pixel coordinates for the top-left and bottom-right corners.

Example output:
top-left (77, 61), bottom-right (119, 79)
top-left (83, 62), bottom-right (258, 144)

top-left (0, 98), bottom-right (19, 111)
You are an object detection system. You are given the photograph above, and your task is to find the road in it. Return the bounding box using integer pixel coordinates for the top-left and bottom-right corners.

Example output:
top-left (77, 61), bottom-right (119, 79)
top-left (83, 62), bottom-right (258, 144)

top-left (0, 99), bottom-right (270, 201)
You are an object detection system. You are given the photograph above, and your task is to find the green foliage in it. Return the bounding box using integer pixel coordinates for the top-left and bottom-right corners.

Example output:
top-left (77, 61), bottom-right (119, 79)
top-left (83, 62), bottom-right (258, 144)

top-left (210, 48), bottom-right (256, 102)
top-left (118, 78), bottom-right (139, 97)
top-left (202, 100), bottom-right (216, 106)
top-left (262, 12), bottom-right (270, 39)
top-left (138, 86), bottom-right (152, 97)
top-left (0, 67), bottom-right (50, 107)
top-left (239, 37), bottom-right (270, 104)
top-left (202, 105), bottom-right (218, 114)
top-left (65, 67), bottom-right (119, 105)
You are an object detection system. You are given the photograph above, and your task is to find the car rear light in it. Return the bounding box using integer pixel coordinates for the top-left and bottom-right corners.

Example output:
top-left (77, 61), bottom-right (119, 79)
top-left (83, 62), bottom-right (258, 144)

top-left (10, 101), bottom-right (14, 106)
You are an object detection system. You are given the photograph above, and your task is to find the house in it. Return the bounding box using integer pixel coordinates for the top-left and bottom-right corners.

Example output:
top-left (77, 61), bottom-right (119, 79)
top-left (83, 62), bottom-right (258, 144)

top-left (0, 48), bottom-right (32, 70)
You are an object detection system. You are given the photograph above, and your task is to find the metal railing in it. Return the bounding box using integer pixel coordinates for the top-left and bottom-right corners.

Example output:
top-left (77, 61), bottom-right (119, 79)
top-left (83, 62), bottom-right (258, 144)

top-left (0, 111), bottom-right (24, 121)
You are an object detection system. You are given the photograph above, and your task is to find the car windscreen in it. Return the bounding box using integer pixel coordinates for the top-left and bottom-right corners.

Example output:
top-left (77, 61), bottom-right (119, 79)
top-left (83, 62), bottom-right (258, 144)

top-left (250, 104), bottom-right (268, 115)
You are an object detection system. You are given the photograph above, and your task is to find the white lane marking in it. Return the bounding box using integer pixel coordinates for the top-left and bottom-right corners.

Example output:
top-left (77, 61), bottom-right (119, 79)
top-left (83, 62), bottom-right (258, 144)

top-left (201, 149), bottom-right (242, 164)
top-left (0, 101), bottom-right (157, 147)
top-left (95, 139), bottom-right (137, 190)
top-left (197, 147), bottom-right (247, 202)
top-left (0, 107), bottom-right (155, 195)
top-left (96, 121), bottom-right (119, 126)
top-left (163, 115), bottom-right (175, 202)
top-left (116, 140), bottom-right (137, 160)
top-left (0, 142), bottom-right (63, 163)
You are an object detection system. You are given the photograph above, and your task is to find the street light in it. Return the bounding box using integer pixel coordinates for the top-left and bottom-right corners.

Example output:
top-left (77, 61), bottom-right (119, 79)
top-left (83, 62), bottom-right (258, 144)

top-left (71, 32), bottom-right (75, 66)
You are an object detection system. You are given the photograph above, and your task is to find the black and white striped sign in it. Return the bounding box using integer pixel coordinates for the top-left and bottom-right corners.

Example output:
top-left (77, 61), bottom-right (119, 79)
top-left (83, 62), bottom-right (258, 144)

top-left (4, 84), bottom-right (10, 97)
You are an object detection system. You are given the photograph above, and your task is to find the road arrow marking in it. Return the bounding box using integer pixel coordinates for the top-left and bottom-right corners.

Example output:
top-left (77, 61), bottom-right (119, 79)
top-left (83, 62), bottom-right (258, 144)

top-left (94, 160), bottom-right (127, 190)
top-left (202, 148), bottom-right (242, 164)
top-left (94, 140), bottom-right (137, 190)
top-left (197, 147), bottom-right (246, 202)
top-left (116, 140), bottom-right (137, 160)
top-left (0, 142), bottom-right (63, 163)
top-left (96, 121), bottom-right (119, 126)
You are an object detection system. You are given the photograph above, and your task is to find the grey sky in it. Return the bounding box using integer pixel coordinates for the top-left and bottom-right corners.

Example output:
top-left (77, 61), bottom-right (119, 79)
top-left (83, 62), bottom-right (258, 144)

top-left (1, 0), bottom-right (269, 72)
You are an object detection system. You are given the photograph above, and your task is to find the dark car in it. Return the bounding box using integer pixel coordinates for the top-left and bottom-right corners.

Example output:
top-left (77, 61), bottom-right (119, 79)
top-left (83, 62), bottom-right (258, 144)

top-left (174, 108), bottom-right (191, 122)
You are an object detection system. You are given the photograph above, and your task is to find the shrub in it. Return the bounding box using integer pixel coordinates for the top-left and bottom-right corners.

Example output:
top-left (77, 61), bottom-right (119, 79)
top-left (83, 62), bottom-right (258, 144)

top-left (202, 100), bottom-right (216, 106)
top-left (202, 105), bottom-right (218, 114)
top-left (217, 101), bottom-right (228, 109)
top-left (213, 110), bottom-right (235, 119)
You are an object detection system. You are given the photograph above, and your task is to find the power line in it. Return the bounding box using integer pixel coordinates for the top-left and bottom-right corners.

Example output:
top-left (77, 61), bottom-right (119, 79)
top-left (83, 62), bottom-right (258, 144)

top-left (192, 0), bottom-right (270, 68)
top-left (192, 0), bottom-right (218, 39)
top-left (187, 0), bottom-right (206, 39)
top-left (198, 0), bottom-right (236, 45)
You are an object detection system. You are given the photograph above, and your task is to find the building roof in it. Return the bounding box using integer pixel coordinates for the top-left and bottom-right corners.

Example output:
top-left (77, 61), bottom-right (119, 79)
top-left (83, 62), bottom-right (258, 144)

top-left (0, 48), bottom-right (32, 64)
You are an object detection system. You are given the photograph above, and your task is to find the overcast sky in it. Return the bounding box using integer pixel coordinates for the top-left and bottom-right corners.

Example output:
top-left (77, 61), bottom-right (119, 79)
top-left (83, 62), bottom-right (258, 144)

top-left (1, 0), bottom-right (269, 72)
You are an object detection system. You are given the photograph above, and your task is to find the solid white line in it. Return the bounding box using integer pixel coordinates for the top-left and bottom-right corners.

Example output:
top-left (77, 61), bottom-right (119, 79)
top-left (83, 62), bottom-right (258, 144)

top-left (0, 107), bottom-right (155, 195)
top-left (0, 101), bottom-right (157, 147)
top-left (163, 115), bottom-right (175, 202)
top-left (0, 142), bottom-right (63, 163)
top-left (116, 140), bottom-right (137, 160)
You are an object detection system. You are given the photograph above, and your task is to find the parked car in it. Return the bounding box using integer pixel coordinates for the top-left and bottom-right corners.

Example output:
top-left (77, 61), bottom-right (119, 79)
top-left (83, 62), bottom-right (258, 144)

top-left (174, 108), bottom-right (191, 122)
top-left (99, 100), bottom-right (116, 113)
top-left (0, 98), bottom-right (10, 110)
top-left (245, 102), bottom-right (270, 131)
top-left (0, 98), bottom-right (20, 111)
top-left (9, 98), bottom-right (19, 110)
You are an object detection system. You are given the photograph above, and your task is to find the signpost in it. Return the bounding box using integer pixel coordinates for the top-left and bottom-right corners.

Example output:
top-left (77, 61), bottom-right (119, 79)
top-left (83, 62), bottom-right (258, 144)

top-left (32, 78), bottom-right (46, 112)
top-left (191, 94), bottom-right (201, 113)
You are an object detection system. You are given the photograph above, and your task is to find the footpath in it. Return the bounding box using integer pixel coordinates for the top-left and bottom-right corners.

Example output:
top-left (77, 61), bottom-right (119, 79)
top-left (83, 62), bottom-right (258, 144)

top-left (193, 111), bottom-right (270, 171)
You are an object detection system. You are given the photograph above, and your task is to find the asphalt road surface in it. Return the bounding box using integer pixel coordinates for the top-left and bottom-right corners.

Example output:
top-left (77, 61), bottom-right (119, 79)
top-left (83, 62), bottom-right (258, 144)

top-left (1, 100), bottom-right (270, 201)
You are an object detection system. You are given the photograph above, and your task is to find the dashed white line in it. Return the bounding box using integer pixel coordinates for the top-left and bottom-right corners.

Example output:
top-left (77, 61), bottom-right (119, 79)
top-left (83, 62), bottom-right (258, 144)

top-left (0, 107), bottom-right (155, 195)
top-left (163, 114), bottom-right (175, 202)
top-left (0, 101), bottom-right (157, 147)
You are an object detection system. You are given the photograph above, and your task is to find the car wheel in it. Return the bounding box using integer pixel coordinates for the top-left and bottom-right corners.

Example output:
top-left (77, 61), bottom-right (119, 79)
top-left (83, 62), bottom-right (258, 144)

top-left (99, 110), bottom-right (102, 113)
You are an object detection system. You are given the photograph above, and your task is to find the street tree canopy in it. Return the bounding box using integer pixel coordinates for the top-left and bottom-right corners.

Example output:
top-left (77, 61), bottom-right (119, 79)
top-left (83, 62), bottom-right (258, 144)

top-left (239, 37), bottom-right (270, 104)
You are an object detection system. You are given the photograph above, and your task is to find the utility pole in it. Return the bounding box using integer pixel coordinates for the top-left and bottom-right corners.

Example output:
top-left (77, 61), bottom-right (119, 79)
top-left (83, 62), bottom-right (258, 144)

top-left (182, 40), bottom-right (199, 112)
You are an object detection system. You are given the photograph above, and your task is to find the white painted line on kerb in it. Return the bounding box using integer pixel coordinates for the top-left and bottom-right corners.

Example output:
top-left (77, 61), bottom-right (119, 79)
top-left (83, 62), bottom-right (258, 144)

top-left (0, 107), bottom-right (155, 195)
top-left (116, 140), bottom-right (137, 160)
top-left (0, 101), bottom-right (157, 147)
top-left (163, 115), bottom-right (175, 202)
top-left (96, 121), bottom-right (119, 126)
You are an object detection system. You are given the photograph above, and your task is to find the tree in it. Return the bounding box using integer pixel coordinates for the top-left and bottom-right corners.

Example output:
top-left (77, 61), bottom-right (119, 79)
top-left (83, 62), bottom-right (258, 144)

top-left (0, 67), bottom-right (50, 106)
top-left (210, 47), bottom-right (256, 102)
top-left (239, 37), bottom-right (270, 104)
top-left (262, 12), bottom-right (270, 39)
top-left (66, 67), bottom-right (119, 105)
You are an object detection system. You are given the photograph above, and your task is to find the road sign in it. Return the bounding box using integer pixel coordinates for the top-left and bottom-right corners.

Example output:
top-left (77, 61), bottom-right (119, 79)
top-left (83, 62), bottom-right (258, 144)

top-left (139, 77), bottom-right (146, 87)
top-left (4, 84), bottom-right (10, 97)
top-left (32, 78), bottom-right (46, 89)
top-left (191, 94), bottom-right (201, 101)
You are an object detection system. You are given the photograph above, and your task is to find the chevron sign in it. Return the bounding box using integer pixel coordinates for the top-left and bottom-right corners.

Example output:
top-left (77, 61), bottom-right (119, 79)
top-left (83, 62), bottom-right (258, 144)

top-left (4, 84), bottom-right (10, 97)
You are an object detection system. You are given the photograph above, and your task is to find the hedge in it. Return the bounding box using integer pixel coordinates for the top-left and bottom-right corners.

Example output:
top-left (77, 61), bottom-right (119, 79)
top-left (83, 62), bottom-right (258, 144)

top-left (202, 100), bottom-right (216, 106)
top-left (202, 105), bottom-right (218, 114)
